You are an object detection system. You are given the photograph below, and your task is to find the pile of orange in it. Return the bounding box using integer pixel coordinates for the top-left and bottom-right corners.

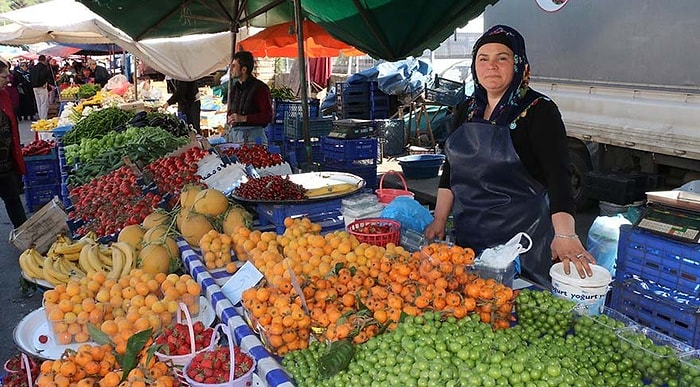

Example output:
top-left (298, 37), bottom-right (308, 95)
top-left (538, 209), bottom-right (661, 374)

top-left (36, 343), bottom-right (178, 387)
top-left (43, 269), bottom-right (201, 354)
top-left (238, 217), bottom-right (518, 356)
top-left (199, 229), bottom-right (237, 273)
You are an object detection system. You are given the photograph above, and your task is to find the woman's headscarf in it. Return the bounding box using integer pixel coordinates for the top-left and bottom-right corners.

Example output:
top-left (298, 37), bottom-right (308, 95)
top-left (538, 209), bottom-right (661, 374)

top-left (468, 25), bottom-right (541, 127)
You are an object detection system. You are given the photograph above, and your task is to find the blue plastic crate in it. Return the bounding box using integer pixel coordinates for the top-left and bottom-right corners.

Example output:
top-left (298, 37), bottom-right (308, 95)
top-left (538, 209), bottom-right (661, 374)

top-left (610, 278), bottom-right (700, 349)
top-left (265, 123), bottom-right (286, 142)
top-left (284, 116), bottom-right (334, 140)
top-left (23, 168), bottom-right (60, 187)
top-left (322, 137), bottom-right (378, 162)
top-left (285, 139), bottom-right (323, 167)
top-left (25, 184), bottom-right (61, 213)
top-left (256, 199), bottom-right (342, 234)
top-left (273, 99), bottom-right (320, 124)
top-left (23, 147), bottom-right (57, 162)
top-left (323, 162), bottom-right (378, 189)
top-left (341, 106), bottom-right (389, 120)
top-left (24, 156), bottom-right (59, 176)
top-left (616, 225), bottom-right (700, 295)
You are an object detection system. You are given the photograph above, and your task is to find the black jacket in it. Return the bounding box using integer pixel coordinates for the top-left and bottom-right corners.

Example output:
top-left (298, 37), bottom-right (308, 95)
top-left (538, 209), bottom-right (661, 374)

top-left (29, 62), bottom-right (51, 88)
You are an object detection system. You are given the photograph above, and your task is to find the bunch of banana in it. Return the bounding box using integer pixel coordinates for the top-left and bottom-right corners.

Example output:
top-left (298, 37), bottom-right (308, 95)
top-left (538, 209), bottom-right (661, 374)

top-left (18, 247), bottom-right (46, 280)
top-left (50, 232), bottom-right (97, 262)
top-left (42, 255), bottom-right (86, 286)
top-left (30, 117), bottom-right (59, 132)
top-left (78, 242), bottom-right (134, 279)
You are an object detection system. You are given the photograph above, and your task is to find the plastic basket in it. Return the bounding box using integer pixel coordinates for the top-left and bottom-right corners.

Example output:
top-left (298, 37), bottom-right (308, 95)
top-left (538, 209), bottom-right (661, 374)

top-left (284, 116), bottom-right (334, 140)
top-left (347, 218), bottom-right (401, 247)
top-left (183, 321), bottom-right (255, 387)
top-left (155, 303), bottom-right (217, 367)
top-left (616, 224), bottom-right (700, 296)
top-left (273, 99), bottom-right (320, 124)
top-left (425, 76), bottom-right (465, 106)
top-left (322, 137), bottom-right (378, 162)
top-left (375, 170), bottom-right (414, 204)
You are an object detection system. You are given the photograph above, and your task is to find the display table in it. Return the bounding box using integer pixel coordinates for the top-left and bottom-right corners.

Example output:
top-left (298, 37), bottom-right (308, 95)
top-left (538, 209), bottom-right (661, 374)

top-left (178, 239), bottom-right (294, 387)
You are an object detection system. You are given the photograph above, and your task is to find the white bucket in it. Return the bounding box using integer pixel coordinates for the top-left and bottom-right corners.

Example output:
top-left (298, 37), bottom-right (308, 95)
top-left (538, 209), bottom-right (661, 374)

top-left (549, 262), bottom-right (613, 316)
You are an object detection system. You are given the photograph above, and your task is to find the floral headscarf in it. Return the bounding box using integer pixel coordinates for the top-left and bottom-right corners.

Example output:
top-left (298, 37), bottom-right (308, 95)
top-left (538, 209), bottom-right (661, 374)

top-left (468, 25), bottom-right (541, 128)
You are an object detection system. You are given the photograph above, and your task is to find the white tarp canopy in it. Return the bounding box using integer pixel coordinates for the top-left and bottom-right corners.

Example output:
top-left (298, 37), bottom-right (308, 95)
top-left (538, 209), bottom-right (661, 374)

top-left (0, 0), bottom-right (232, 81)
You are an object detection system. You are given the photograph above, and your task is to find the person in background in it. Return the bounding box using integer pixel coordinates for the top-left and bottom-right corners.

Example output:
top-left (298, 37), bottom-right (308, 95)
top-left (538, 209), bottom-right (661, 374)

top-left (76, 67), bottom-right (94, 85)
top-left (29, 54), bottom-right (51, 120)
top-left (88, 59), bottom-right (110, 88)
top-left (0, 57), bottom-right (28, 228)
top-left (138, 76), bottom-right (162, 101)
top-left (13, 62), bottom-right (35, 121)
top-left (226, 51), bottom-right (272, 145)
top-left (163, 79), bottom-right (200, 132)
top-left (423, 25), bottom-right (595, 288)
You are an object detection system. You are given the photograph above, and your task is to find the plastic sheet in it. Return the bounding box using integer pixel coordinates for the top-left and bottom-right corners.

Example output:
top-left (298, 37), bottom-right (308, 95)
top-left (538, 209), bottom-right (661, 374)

top-left (379, 196), bottom-right (433, 233)
top-left (586, 214), bottom-right (631, 277)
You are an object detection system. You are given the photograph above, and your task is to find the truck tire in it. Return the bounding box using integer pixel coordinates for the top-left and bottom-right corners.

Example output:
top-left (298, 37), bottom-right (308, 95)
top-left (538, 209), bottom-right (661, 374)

top-left (569, 148), bottom-right (594, 211)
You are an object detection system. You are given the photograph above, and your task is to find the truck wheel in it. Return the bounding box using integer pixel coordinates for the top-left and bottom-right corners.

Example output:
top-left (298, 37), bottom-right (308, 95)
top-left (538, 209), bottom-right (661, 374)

top-left (569, 148), bottom-right (594, 210)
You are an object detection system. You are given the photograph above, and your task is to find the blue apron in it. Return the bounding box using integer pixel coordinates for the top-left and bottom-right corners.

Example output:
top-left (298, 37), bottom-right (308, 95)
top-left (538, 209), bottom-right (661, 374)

top-left (445, 121), bottom-right (553, 288)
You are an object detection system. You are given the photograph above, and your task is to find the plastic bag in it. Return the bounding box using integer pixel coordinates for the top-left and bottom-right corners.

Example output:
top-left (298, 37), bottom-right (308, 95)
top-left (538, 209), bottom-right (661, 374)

top-left (104, 74), bottom-right (131, 96)
top-left (379, 196), bottom-right (433, 233)
top-left (475, 232), bottom-right (532, 270)
top-left (586, 214), bottom-right (631, 277)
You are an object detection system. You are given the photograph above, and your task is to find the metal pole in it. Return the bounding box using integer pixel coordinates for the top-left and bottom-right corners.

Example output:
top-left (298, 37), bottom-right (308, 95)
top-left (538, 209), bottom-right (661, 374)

top-left (293, 0), bottom-right (312, 166)
top-left (226, 1), bottom-right (240, 117)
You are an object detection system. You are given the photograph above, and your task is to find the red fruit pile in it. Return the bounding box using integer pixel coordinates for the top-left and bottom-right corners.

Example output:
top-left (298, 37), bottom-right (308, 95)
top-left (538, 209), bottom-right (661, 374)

top-left (3, 353), bottom-right (40, 387)
top-left (358, 224), bottom-right (394, 234)
top-left (21, 139), bottom-right (55, 157)
top-left (154, 321), bottom-right (214, 356)
top-left (144, 146), bottom-right (209, 207)
top-left (186, 346), bottom-right (254, 384)
top-left (222, 144), bottom-right (284, 168)
top-left (70, 166), bottom-right (163, 237)
top-left (234, 175), bottom-right (307, 201)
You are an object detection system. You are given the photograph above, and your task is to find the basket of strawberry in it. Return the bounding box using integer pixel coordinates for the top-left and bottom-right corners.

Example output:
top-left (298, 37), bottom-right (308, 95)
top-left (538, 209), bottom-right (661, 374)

top-left (2, 353), bottom-right (38, 387)
top-left (184, 321), bottom-right (256, 387)
top-left (154, 303), bottom-right (217, 366)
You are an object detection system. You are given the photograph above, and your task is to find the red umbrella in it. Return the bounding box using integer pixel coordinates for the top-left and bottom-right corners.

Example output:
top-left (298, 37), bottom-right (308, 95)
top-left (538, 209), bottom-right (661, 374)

top-left (239, 20), bottom-right (364, 58)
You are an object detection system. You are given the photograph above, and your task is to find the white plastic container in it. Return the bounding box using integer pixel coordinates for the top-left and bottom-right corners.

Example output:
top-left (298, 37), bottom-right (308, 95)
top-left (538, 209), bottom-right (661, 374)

top-left (342, 193), bottom-right (379, 211)
top-left (550, 262), bottom-right (613, 316)
top-left (341, 202), bottom-right (385, 226)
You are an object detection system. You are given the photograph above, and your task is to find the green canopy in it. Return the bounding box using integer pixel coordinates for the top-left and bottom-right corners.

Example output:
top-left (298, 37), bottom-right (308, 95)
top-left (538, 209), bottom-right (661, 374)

top-left (78, 0), bottom-right (496, 61)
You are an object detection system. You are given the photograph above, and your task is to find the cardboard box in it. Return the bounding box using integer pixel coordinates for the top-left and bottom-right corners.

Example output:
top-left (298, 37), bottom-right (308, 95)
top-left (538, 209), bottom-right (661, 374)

top-left (9, 197), bottom-right (70, 254)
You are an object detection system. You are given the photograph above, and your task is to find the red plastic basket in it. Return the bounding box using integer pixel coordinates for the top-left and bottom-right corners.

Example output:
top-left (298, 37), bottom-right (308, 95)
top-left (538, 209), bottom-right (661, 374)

top-left (346, 218), bottom-right (401, 247)
top-left (375, 170), bottom-right (414, 204)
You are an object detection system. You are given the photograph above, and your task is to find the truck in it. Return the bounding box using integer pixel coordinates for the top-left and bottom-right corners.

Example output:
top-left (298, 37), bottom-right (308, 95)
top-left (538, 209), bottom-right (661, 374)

top-left (484, 0), bottom-right (700, 209)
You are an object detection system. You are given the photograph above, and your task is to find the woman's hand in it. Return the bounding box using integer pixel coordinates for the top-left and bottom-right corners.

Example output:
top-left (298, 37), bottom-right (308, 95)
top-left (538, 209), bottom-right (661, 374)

top-left (424, 220), bottom-right (447, 241)
top-left (551, 236), bottom-right (596, 279)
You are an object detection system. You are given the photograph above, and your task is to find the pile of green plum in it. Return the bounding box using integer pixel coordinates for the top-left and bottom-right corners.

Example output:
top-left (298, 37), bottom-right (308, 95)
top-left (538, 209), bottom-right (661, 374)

top-left (680, 353), bottom-right (700, 387)
top-left (282, 289), bottom-right (690, 387)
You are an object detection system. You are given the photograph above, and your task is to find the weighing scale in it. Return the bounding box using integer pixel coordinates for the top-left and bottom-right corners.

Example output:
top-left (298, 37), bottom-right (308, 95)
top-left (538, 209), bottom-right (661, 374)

top-left (327, 119), bottom-right (377, 139)
top-left (635, 191), bottom-right (700, 243)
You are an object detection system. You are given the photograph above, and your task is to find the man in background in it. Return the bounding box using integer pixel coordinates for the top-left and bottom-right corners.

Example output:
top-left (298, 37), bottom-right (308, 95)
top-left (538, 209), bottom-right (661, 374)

top-left (88, 59), bottom-right (110, 88)
top-left (29, 55), bottom-right (50, 120)
top-left (163, 79), bottom-right (200, 133)
top-left (226, 51), bottom-right (272, 145)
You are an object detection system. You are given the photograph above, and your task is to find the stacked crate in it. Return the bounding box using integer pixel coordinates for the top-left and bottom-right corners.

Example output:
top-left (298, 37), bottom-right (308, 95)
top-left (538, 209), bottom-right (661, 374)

top-left (336, 81), bottom-right (390, 120)
top-left (265, 99), bottom-right (320, 144)
top-left (610, 224), bottom-right (700, 348)
top-left (321, 134), bottom-right (378, 189)
top-left (23, 149), bottom-right (61, 212)
top-left (54, 127), bottom-right (73, 208)
top-left (283, 115), bottom-right (333, 168)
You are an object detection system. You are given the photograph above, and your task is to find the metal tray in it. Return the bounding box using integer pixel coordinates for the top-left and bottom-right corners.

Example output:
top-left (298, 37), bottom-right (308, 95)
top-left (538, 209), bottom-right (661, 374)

top-left (231, 171), bottom-right (366, 204)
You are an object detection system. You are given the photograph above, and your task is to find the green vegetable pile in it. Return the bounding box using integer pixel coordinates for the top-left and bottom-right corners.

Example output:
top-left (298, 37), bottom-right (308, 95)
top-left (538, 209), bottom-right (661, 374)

top-left (64, 127), bottom-right (142, 165)
top-left (77, 84), bottom-right (101, 99)
top-left (63, 107), bottom-right (134, 146)
top-left (66, 127), bottom-right (189, 187)
top-left (270, 85), bottom-right (296, 100)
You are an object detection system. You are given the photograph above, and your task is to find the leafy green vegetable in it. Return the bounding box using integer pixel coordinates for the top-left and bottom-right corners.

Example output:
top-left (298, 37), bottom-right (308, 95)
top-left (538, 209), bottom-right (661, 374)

top-left (63, 107), bottom-right (134, 146)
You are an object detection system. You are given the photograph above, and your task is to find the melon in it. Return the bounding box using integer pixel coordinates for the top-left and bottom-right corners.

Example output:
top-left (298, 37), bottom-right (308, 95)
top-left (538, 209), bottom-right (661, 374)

top-left (192, 188), bottom-right (229, 217)
top-left (118, 224), bottom-right (145, 252)
top-left (222, 205), bottom-right (253, 235)
top-left (142, 210), bottom-right (171, 230)
top-left (138, 243), bottom-right (173, 275)
top-left (180, 184), bottom-right (204, 209)
top-left (176, 206), bottom-right (190, 231)
top-left (179, 212), bottom-right (214, 247)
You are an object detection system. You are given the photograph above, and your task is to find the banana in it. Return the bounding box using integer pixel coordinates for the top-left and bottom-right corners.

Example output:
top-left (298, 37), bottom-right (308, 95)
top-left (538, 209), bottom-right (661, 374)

top-left (43, 258), bottom-right (70, 286)
top-left (97, 246), bottom-right (113, 268)
top-left (19, 248), bottom-right (43, 279)
top-left (111, 242), bottom-right (135, 278)
top-left (86, 244), bottom-right (106, 274)
top-left (306, 183), bottom-right (357, 198)
top-left (107, 245), bottom-right (125, 280)
top-left (60, 258), bottom-right (86, 279)
top-left (78, 243), bottom-right (96, 275)
top-left (54, 240), bottom-right (90, 256)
